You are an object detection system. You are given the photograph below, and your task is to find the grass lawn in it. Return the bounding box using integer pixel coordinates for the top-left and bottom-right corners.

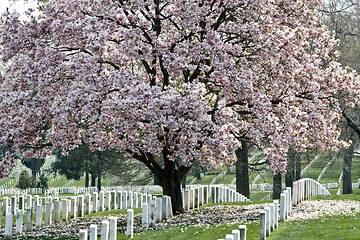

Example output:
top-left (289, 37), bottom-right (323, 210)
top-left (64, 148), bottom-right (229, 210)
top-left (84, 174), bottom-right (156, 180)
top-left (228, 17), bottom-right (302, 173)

top-left (268, 214), bottom-right (360, 240)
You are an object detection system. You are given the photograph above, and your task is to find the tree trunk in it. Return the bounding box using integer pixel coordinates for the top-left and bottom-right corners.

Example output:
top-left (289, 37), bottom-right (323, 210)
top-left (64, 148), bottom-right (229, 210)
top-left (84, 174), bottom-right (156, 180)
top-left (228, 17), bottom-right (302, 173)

top-left (130, 148), bottom-right (190, 215)
top-left (235, 141), bottom-right (250, 199)
top-left (181, 174), bottom-right (187, 189)
top-left (285, 146), bottom-right (296, 188)
top-left (272, 172), bottom-right (282, 199)
top-left (31, 158), bottom-right (42, 177)
top-left (97, 170), bottom-right (102, 192)
top-left (343, 133), bottom-right (355, 194)
top-left (159, 171), bottom-right (184, 215)
top-left (295, 154), bottom-right (301, 181)
top-left (91, 174), bottom-right (96, 187)
top-left (85, 167), bottom-right (89, 188)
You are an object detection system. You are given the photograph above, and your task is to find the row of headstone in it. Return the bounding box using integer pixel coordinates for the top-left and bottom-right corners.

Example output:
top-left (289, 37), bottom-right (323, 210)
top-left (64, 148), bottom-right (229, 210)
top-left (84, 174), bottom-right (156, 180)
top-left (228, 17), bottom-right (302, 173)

top-left (292, 178), bottom-right (331, 206)
top-left (258, 187), bottom-right (289, 240)
top-left (79, 216), bottom-right (119, 240)
top-left (280, 187), bottom-right (292, 221)
top-left (2, 194), bottom-right (36, 216)
top-left (142, 195), bottom-right (173, 230)
top-left (3, 194), bottom-right (69, 237)
top-left (182, 186), bottom-right (208, 211)
top-left (259, 200), bottom-right (279, 240)
top-left (1, 188), bottom-right (154, 216)
top-left (218, 225), bottom-right (247, 240)
top-left (2, 188), bottom-right (154, 238)
top-left (0, 183), bottom-right (163, 197)
top-left (259, 178), bottom-right (331, 240)
top-left (209, 185), bottom-right (250, 204)
top-left (79, 195), bottom-right (174, 239)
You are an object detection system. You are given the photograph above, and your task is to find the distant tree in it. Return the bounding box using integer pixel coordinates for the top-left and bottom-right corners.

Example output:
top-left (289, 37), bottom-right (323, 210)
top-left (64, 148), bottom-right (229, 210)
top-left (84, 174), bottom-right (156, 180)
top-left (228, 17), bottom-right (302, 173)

top-left (320, 0), bottom-right (360, 194)
top-left (52, 146), bottom-right (88, 181)
top-left (52, 145), bottom-right (140, 191)
top-left (37, 173), bottom-right (48, 191)
top-left (17, 170), bottom-right (36, 189)
top-left (23, 157), bottom-right (45, 177)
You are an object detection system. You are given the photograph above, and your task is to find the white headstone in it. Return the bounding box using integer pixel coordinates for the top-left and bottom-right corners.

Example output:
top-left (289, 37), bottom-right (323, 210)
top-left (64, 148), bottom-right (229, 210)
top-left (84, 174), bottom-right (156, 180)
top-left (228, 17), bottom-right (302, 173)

top-left (155, 197), bottom-right (162, 223)
top-left (79, 229), bottom-right (88, 240)
top-left (189, 189), bottom-right (194, 209)
top-left (239, 225), bottom-right (246, 240)
top-left (149, 200), bottom-right (155, 227)
top-left (259, 211), bottom-right (266, 240)
top-left (269, 204), bottom-right (275, 231)
top-left (280, 193), bottom-right (286, 221)
top-left (78, 195), bottom-right (84, 218)
top-left (27, 195), bottom-right (32, 209)
top-left (61, 199), bottom-right (68, 221)
top-left (232, 229), bottom-right (240, 240)
top-left (101, 219), bottom-right (109, 240)
top-left (36, 204), bottom-right (42, 227)
top-left (90, 224), bottom-right (98, 240)
top-left (111, 191), bottom-right (117, 210)
top-left (3, 197), bottom-right (9, 216)
top-left (273, 200), bottom-right (279, 229)
top-left (54, 200), bottom-right (61, 223)
top-left (128, 191), bottom-right (133, 208)
top-left (117, 191), bottom-right (123, 209)
top-left (126, 209), bottom-right (134, 239)
top-left (71, 197), bottom-right (77, 219)
top-left (109, 217), bottom-right (117, 240)
top-left (286, 187), bottom-right (292, 216)
top-left (162, 196), bottom-right (168, 219)
top-left (5, 212), bottom-right (13, 237)
top-left (225, 234), bottom-right (234, 240)
top-left (16, 209), bottom-right (23, 234)
top-left (264, 206), bottom-right (270, 237)
top-left (85, 194), bottom-right (92, 214)
top-left (122, 191), bottom-right (128, 209)
top-left (194, 188), bottom-right (199, 208)
top-left (105, 191), bottom-right (111, 211)
top-left (99, 191), bottom-right (104, 211)
top-left (25, 207), bottom-right (33, 232)
top-left (18, 195), bottom-right (24, 210)
top-left (45, 201), bottom-right (52, 225)
top-left (184, 190), bottom-right (190, 211)
top-left (11, 196), bottom-right (17, 215)
top-left (142, 203), bottom-right (149, 231)
top-left (93, 192), bottom-right (98, 213)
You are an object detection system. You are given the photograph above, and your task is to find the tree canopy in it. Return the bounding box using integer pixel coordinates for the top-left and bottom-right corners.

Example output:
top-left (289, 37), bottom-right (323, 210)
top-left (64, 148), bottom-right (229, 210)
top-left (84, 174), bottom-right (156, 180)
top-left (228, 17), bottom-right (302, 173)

top-left (1, 0), bottom-right (360, 212)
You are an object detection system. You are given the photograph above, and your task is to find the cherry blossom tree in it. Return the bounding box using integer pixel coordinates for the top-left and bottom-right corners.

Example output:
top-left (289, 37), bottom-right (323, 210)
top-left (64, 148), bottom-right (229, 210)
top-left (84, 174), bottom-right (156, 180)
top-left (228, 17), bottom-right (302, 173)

top-left (1, 0), bottom-right (360, 213)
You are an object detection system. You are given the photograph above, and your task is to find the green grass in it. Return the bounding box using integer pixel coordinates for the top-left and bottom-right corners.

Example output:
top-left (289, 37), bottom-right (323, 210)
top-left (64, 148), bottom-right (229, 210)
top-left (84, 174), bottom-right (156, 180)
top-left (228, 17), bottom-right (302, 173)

top-left (318, 158), bottom-right (343, 184)
top-left (268, 214), bottom-right (360, 240)
top-left (48, 178), bottom-right (69, 188)
top-left (114, 221), bottom-right (260, 240)
top-left (351, 156), bottom-right (360, 183)
top-left (191, 168), bottom-right (222, 185)
top-left (250, 191), bottom-right (272, 202)
top-left (192, 174), bottom-right (217, 185)
top-left (309, 188), bottom-right (360, 201)
top-left (215, 173), bottom-right (236, 185)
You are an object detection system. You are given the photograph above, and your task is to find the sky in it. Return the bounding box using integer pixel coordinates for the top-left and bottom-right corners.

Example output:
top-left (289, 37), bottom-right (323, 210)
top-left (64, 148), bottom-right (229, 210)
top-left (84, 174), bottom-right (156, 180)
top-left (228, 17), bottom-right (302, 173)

top-left (0, 0), bottom-right (39, 18)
